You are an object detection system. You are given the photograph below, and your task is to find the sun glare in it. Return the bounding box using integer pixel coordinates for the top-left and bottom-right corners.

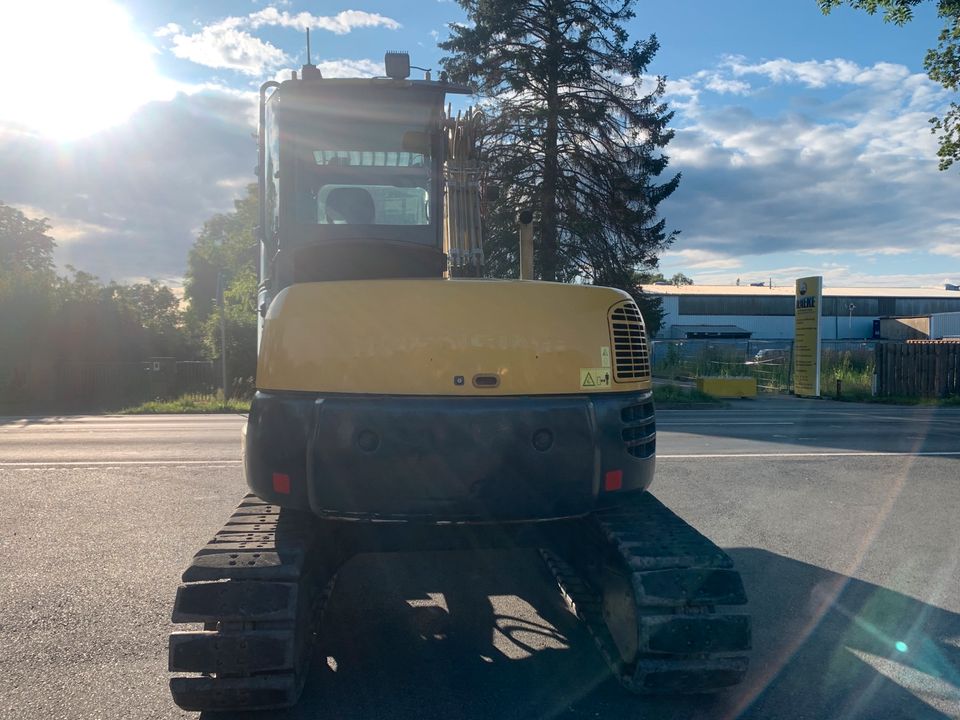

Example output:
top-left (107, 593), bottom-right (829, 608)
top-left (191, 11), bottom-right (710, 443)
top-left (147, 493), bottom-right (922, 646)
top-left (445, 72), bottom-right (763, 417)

top-left (0, 0), bottom-right (176, 140)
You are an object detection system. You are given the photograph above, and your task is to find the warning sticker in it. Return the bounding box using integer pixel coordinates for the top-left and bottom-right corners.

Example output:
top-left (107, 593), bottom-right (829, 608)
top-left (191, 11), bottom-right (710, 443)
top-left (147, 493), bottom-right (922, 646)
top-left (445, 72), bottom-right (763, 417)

top-left (600, 346), bottom-right (611, 368)
top-left (580, 368), bottom-right (612, 389)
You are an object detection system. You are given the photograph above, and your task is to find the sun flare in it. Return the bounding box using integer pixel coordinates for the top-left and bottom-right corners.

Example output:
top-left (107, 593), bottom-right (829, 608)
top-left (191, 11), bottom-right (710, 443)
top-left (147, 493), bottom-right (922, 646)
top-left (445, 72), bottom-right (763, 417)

top-left (0, 0), bottom-right (176, 140)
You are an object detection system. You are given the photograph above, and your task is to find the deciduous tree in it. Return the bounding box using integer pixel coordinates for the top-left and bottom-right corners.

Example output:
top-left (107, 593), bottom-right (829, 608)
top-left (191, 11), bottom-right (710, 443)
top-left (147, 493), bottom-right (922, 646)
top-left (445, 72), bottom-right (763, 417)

top-left (183, 185), bottom-right (259, 389)
top-left (0, 202), bottom-right (56, 276)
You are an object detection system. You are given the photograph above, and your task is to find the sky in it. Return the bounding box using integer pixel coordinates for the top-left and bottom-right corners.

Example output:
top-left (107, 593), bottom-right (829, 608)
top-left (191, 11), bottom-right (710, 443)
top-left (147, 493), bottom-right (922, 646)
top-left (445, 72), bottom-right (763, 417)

top-left (0, 0), bottom-right (957, 290)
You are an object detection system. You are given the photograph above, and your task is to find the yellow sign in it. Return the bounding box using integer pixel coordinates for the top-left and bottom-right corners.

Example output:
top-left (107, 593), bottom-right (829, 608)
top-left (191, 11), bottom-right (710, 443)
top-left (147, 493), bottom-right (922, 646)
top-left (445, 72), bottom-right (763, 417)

top-left (794, 276), bottom-right (822, 397)
top-left (580, 367), bottom-right (612, 389)
top-left (600, 346), bottom-right (611, 368)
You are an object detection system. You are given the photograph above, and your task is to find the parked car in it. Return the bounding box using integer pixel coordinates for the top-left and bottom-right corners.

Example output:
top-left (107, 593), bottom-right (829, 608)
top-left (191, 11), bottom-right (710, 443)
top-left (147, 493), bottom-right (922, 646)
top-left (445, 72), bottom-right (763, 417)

top-left (753, 348), bottom-right (790, 363)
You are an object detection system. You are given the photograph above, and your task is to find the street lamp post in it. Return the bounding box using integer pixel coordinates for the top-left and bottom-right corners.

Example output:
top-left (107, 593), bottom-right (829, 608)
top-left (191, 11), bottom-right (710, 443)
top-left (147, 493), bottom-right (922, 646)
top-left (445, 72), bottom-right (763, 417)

top-left (216, 272), bottom-right (228, 402)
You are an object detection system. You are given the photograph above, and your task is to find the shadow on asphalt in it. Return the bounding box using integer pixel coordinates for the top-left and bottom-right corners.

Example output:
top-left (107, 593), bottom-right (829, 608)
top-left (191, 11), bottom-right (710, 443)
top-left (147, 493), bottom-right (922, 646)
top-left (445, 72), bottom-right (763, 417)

top-left (659, 399), bottom-right (960, 457)
top-left (201, 547), bottom-right (959, 720)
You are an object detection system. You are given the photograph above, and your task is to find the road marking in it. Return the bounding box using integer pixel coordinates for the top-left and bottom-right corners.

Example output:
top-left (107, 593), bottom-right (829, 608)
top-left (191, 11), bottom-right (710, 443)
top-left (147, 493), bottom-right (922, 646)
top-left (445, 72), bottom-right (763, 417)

top-left (657, 421), bottom-right (795, 426)
top-left (0, 459), bottom-right (243, 467)
top-left (658, 451), bottom-right (960, 459)
top-left (657, 412), bottom-right (960, 425)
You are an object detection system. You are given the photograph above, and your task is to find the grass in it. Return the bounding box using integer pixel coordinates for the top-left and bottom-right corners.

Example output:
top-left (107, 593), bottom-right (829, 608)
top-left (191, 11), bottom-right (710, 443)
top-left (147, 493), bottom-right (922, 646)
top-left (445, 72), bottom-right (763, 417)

top-left (653, 384), bottom-right (723, 405)
top-left (120, 394), bottom-right (251, 414)
top-left (821, 349), bottom-right (874, 397)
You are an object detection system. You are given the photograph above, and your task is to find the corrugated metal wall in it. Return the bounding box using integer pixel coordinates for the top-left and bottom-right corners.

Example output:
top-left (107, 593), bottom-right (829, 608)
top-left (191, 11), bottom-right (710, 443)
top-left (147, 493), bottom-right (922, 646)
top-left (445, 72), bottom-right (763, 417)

top-left (931, 312), bottom-right (960, 339)
top-left (649, 293), bottom-right (960, 340)
top-left (660, 314), bottom-right (876, 340)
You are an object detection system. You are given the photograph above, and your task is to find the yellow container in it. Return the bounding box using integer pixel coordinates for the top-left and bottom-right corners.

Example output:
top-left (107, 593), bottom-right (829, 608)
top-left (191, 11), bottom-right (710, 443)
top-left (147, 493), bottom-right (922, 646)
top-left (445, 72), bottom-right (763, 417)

top-left (696, 376), bottom-right (757, 398)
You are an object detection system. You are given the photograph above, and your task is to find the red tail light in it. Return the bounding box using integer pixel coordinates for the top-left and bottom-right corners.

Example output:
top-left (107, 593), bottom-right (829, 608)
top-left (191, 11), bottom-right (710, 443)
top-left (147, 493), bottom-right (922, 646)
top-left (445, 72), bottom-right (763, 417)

top-left (604, 469), bottom-right (623, 492)
top-left (272, 472), bottom-right (291, 494)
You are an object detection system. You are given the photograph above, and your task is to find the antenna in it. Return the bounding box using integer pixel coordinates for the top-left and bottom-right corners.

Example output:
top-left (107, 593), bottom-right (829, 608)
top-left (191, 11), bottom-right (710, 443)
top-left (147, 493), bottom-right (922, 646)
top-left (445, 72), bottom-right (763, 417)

top-left (300, 28), bottom-right (321, 79)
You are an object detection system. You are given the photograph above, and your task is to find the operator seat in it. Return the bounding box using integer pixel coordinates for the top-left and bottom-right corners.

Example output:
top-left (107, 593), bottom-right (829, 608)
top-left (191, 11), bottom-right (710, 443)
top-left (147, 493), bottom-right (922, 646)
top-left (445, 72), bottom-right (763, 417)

top-left (326, 187), bottom-right (375, 224)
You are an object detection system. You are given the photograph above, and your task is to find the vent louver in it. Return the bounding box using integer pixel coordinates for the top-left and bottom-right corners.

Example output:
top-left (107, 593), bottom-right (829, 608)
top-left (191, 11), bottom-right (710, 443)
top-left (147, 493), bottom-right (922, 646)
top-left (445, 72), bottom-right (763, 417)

top-left (608, 301), bottom-right (650, 382)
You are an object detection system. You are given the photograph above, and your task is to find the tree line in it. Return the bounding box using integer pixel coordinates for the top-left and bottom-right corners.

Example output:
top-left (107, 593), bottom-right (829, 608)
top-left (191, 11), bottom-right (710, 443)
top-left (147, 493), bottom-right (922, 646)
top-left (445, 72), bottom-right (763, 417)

top-left (0, 195), bottom-right (256, 411)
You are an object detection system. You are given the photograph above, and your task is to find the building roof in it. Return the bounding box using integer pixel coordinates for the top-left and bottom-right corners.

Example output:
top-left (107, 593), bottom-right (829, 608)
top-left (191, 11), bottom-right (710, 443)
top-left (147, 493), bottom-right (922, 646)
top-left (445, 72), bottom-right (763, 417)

top-left (639, 284), bottom-right (960, 298)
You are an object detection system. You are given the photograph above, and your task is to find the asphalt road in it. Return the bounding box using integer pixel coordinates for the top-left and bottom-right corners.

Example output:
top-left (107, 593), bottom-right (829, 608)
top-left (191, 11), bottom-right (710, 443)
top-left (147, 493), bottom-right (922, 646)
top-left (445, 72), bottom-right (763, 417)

top-left (0, 400), bottom-right (958, 720)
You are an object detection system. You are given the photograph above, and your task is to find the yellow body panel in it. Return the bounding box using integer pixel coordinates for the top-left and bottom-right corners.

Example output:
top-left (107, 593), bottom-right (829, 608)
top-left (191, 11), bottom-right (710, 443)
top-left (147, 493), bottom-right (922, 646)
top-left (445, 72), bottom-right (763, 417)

top-left (696, 376), bottom-right (757, 398)
top-left (257, 278), bottom-right (651, 396)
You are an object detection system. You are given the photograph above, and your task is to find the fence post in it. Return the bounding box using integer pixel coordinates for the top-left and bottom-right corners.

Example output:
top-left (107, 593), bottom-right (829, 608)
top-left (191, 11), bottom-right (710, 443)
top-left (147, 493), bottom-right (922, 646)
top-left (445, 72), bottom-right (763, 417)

top-left (884, 344), bottom-right (893, 397)
top-left (217, 272), bottom-right (228, 402)
top-left (894, 343), bottom-right (900, 397)
top-left (874, 344), bottom-right (882, 396)
top-left (947, 345), bottom-right (960, 395)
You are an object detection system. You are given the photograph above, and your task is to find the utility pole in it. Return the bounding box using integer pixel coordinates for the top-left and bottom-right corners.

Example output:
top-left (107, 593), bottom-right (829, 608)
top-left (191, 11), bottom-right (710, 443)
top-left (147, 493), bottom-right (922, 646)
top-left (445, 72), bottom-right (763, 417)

top-left (217, 272), bottom-right (228, 402)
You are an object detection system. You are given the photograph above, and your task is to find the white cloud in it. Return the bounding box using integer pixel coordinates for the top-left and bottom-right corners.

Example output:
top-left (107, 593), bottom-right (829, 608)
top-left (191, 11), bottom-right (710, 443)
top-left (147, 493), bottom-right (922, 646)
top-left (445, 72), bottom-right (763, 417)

top-left (723, 56), bottom-right (911, 90)
top-left (153, 22), bottom-right (181, 38)
top-left (315, 58), bottom-right (382, 78)
top-left (703, 76), bottom-right (751, 95)
top-left (657, 55), bottom-right (959, 284)
top-left (10, 205), bottom-right (111, 245)
top-left (930, 242), bottom-right (960, 258)
top-left (270, 58), bottom-right (382, 83)
top-left (159, 8), bottom-right (400, 75)
top-left (661, 248), bottom-right (742, 270)
top-left (248, 8), bottom-right (400, 34)
top-left (169, 18), bottom-right (288, 76)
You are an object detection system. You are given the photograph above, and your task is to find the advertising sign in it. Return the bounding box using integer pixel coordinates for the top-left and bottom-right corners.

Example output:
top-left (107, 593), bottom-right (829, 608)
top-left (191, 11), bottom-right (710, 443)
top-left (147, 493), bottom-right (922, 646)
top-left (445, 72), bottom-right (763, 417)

top-left (794, 276), bottom-right (822, 397)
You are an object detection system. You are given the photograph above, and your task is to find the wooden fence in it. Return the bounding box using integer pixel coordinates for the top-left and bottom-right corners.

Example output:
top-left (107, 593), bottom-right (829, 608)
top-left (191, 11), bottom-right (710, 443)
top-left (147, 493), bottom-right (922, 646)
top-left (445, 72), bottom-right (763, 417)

top-left (875, 341), bottom-right (960, 398)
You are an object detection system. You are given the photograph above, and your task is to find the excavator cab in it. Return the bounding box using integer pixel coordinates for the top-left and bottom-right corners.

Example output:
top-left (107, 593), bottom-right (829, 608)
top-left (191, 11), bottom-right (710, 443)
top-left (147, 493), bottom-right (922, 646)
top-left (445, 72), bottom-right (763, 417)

top-left (257, 61), bottom-right (467, 313)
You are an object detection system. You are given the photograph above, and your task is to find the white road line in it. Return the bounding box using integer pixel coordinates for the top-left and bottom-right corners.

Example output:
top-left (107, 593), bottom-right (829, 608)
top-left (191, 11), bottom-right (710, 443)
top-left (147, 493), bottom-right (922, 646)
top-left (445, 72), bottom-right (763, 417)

top-left (658, 450), bottom-right (960, 459)
top-left (657, 421), bottom-right (795, 426)
top-left (0, 426), bottom-right (242, 431)
top-left (0, 415), bottom-right (244, 420)
top-left (0, 430), bottom-right (242, 435)
top-left (658, 412), bottom-right (960, 424)
top-left (0, 460), bottom-right (243, 467)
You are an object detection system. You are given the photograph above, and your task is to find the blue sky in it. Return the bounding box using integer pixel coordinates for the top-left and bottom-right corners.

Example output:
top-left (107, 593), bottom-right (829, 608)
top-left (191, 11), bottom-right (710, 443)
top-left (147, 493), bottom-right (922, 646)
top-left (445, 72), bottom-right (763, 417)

top-left (0, 0), bottom-right (956, 289)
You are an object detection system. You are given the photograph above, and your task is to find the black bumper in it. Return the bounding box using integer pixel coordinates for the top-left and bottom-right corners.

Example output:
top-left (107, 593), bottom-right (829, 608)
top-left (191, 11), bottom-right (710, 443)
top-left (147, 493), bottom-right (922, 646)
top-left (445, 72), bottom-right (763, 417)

top-left (244, 390), bottom-right (655, 521)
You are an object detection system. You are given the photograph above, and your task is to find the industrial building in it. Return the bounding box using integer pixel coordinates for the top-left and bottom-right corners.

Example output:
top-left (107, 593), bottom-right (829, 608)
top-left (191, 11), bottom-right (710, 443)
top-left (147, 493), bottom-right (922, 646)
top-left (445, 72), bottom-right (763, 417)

top-left (640, 285), bottom-right (960, 341)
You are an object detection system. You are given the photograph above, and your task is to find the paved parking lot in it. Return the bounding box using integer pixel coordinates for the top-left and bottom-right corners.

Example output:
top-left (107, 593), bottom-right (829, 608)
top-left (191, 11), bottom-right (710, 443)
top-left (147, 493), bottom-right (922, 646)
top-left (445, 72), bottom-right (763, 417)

top-left (0, 401), bottom-right (957, 719)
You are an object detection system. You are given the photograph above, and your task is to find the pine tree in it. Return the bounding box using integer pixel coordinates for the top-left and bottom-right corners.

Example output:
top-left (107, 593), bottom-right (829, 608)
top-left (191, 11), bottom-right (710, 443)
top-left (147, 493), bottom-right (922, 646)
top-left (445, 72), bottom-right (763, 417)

top-left (440, 0), bottom-right (679, 328)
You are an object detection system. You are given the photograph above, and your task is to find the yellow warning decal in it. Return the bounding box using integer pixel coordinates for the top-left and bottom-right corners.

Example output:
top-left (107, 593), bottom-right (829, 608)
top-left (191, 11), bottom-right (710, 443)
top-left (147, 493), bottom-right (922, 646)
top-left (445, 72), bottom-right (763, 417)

top-left (600, 346), bottom-right (611, 368)
top-left (580, 368), bottom-right (612, 389)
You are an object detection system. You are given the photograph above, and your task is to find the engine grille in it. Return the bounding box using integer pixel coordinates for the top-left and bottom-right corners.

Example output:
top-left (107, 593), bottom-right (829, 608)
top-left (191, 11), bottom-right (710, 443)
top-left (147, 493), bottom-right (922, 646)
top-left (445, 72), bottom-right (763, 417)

top-left (608, 300), bottom-right (650, 382)
top-left (621, 399), bottom-right (656, 458)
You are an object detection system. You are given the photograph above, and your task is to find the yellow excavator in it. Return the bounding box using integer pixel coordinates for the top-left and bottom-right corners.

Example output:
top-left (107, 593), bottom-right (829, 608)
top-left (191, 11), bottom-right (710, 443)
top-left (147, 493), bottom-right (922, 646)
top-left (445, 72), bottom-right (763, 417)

top-left (167, 52), bottom-right (750, 712)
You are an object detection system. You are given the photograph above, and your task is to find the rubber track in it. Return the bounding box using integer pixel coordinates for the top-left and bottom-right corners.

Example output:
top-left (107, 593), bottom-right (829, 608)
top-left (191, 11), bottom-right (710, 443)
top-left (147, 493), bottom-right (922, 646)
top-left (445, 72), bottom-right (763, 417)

top-left (168, 494), bottom-right (339, 712)
top-left (540, 491), bottom-right (751, 694)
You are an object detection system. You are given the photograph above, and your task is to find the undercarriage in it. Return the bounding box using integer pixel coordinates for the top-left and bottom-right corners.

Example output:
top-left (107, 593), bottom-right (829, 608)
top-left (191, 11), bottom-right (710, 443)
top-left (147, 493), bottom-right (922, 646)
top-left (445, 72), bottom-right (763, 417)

top-left (168, 492), bottom-right (750, 711)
